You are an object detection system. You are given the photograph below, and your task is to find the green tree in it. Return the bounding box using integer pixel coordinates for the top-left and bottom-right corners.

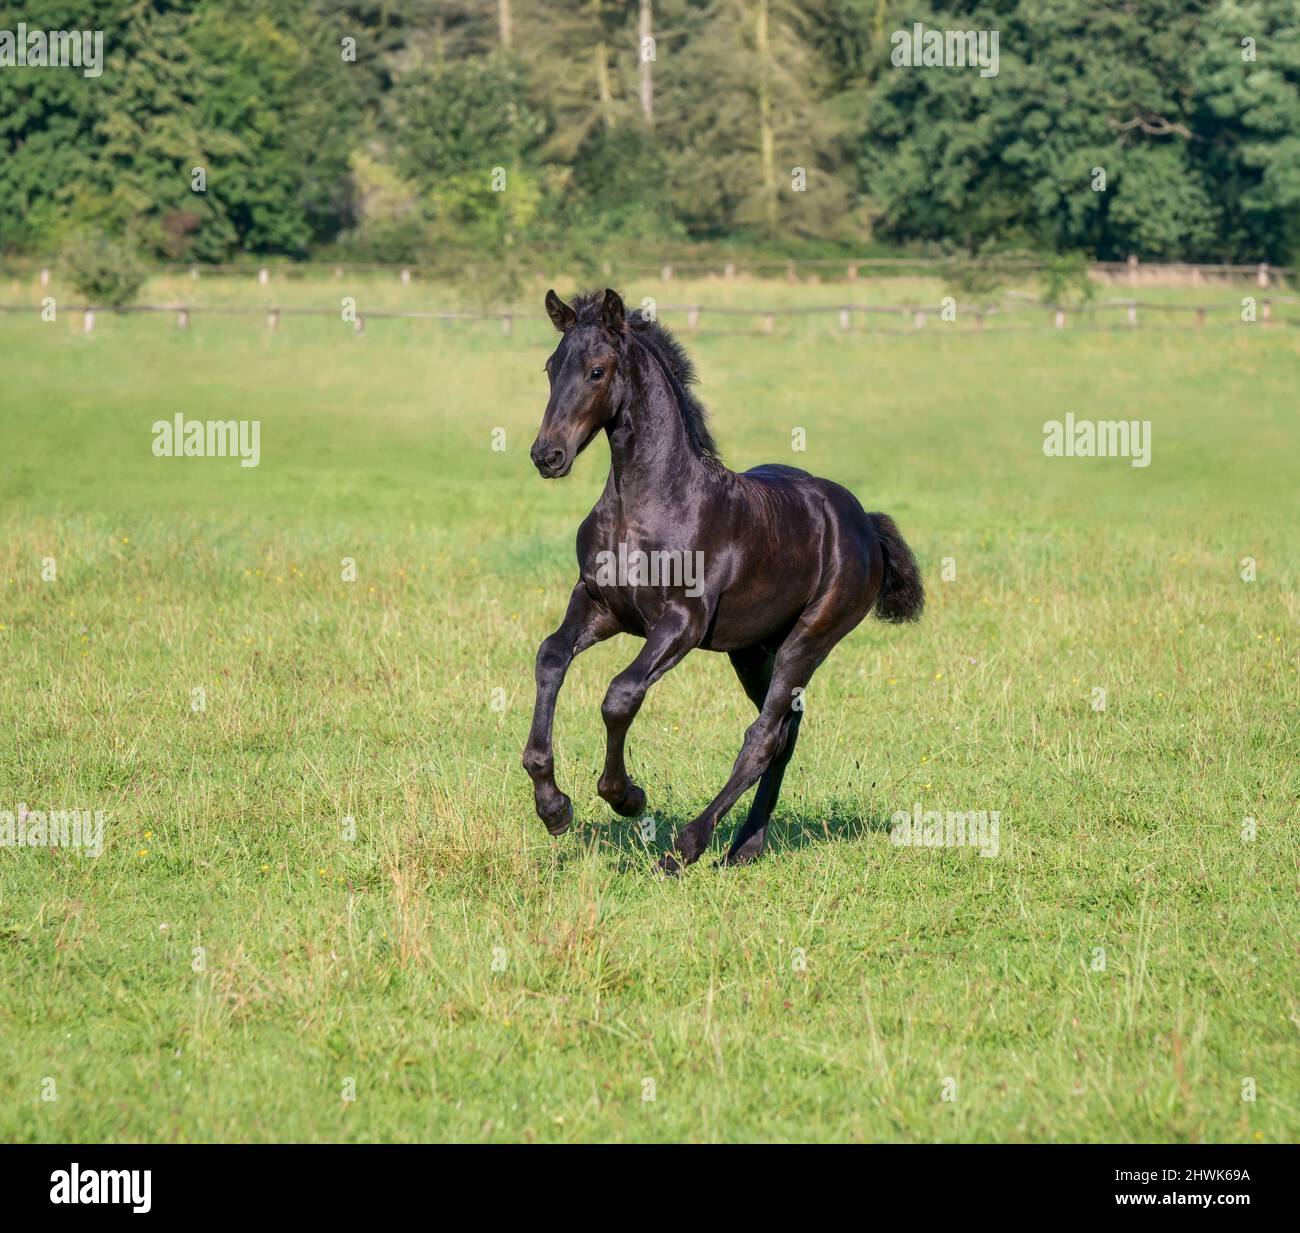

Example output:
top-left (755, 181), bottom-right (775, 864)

top-left (660, 0), bottom-right (850, 240)
top-left (1193, 0), bottom-right (1300, 262)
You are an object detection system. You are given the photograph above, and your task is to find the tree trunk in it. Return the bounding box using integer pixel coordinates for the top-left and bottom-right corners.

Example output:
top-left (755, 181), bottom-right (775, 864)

top-left (595, 42), bottom-right (613, 129)
top-left (756, 0), bottom-right (777, 232)
top-left (639, 0), bottom-right (654, 130)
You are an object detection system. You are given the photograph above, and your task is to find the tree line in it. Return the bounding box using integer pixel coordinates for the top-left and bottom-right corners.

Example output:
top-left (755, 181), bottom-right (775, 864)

top-left (2, 0), bottom-right (1297, 271)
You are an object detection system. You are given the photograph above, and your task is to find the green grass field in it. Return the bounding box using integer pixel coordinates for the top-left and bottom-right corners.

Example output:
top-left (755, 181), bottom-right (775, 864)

top-left (0, 272), bottom-right (1296, 1142)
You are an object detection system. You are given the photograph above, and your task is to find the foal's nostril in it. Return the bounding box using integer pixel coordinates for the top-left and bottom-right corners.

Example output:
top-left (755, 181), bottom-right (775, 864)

top-left (530, 439), bottom-right (568, 476)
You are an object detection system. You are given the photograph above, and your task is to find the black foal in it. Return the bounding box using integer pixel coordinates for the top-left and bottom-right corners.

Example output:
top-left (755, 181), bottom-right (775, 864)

top-left (523, 289), bottom-right (923, 872)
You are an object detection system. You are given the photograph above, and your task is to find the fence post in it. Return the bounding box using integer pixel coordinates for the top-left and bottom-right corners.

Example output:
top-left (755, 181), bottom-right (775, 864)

top-left (190, 265), bottom-right (200, 281)
top-left (913, 309), bottom-right (925, 329)
top-left (1195, 307), bottom-right (1206, 329)
top-left (501, 314), bottom-right (512, 337)
top-left (762, 312), bottom-right (775, 334)
top-left (661, 264), bottom-right (673, 282)
top-left (1257, 263), bottom-right (1270, 288)
top-left (1127, 254), bottom-right (1138, 286)
top-left (1054, 308), bottom-right (1065, 329)
top-left (1261, 300), bottom-right (1272, 327)
top-left (400, 268), bottom-right (411, 286)
top-left (838, 308), bottom-right (850, 331)
top-left (40, 267), bottom-right (50, 287)
top-left (724, 262), bottom-right (735, 280)
top-left (267, 309), bottom-right (279, 331)
top-left (178, 309), bottom-right (189, 329)
top-left (83, 309), bottom-right (94, 334)
top-left (334, 266), bottom-right (343, 279)
top-left (258, 266), bottom-right (269, 286)
top-left (354, 313), bottom-right (365, 335)
top-left (687, 305), bottom-right (700, 331)
top-left (847, 263), bottom-right (858, 281)
top-left (974, 311), bottom-right (984, 331)
top-left (786, 261), bottom-right (797, 284)
top-left (1192, 265), bottom-right (1203, 286)
top-left (1127, 303), bottom-right (1137, 327)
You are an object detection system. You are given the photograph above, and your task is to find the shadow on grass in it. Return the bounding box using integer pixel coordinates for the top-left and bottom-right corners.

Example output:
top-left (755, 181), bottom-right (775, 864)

top-left (560, 795), bottom-right (894, 875)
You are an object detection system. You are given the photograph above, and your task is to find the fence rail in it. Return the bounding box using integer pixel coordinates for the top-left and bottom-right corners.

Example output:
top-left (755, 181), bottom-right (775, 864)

top-left (5, 256), bottom-right (1295, 288)
top-left (4, 295), bottom-right (1297, 336)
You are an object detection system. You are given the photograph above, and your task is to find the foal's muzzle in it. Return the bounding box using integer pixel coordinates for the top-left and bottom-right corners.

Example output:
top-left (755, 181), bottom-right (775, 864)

top-left (530, 439), bottom-right (570, 479)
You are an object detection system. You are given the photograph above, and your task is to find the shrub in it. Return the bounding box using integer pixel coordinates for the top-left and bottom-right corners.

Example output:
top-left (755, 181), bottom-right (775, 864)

top-left (1039, 253), bottom-right (1096, 307)
top-left (944, 254), bottom-right (1005, 305)
top-left (61, 231), bottom-right (146, 307)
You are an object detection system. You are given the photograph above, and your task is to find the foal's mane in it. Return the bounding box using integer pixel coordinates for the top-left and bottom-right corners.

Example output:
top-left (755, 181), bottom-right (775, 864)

top-left (570, 291), bottom-right (721, 463)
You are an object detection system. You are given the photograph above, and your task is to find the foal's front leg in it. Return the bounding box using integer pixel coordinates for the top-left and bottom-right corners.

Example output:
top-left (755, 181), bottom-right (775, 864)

top-left (523, 583), bottom-right (619, 834)
top-left (597, 603), bottom-right (705, 818)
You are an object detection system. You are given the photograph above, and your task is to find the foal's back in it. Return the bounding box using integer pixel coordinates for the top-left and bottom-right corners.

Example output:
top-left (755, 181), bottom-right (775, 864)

top-left (692, 463), bottom-right (883, 651)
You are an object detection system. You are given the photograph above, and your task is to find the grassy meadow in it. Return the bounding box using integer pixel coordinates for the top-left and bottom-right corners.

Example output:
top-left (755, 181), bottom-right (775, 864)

top-left (0, 270), bottom-right (1296, 1142)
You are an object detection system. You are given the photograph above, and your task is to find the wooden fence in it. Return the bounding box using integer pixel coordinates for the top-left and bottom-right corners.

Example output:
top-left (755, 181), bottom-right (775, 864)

top-left (5, 255), bottom-right (1295, 288)
top-left (3, 295), bottom-right (1297, 336)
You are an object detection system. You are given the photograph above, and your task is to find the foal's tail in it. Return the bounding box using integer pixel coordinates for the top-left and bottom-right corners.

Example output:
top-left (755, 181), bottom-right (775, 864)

top-left (869, 512), bottom-right (925, 623)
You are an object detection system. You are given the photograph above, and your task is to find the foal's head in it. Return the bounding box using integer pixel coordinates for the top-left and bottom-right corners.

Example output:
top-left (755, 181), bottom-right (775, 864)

top-left (530, 288), bottom-right (627, 479)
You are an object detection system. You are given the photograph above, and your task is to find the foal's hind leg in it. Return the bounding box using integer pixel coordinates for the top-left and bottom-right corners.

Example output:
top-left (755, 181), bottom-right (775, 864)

top-left (523, 583), bottom-right (620, 835)
top-left (723, 710), bottom-right (801, 865)
top-left (662, 605), bottom-right (862, 873)
top-left (720, 646), bottom-right (792, 865)
top-left (723, 647), bottom-right (804, 866)
top-left (597, 602), bottom-right (705, 818)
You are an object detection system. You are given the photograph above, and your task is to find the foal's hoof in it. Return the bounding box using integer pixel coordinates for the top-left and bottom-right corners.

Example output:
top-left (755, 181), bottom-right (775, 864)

top-left (609, 783), bottom-right (646, 818)
top-left (655, 851), bottom-right (683, 877)
top-left (540, 796), bottom-right (574, 836)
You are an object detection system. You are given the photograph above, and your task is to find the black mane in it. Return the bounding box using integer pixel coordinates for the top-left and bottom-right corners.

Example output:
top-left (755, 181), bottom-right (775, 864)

top-left (571, 291), bottom-right (721, 463)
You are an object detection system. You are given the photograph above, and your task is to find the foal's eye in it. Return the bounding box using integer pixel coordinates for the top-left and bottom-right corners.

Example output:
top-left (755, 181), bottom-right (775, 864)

top-left (589, 367), bottom-right (604, 381)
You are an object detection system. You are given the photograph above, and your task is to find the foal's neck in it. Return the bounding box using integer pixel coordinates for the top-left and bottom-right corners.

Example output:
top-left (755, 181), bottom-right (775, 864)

top-left (606, 338), bottom-right (709, 504)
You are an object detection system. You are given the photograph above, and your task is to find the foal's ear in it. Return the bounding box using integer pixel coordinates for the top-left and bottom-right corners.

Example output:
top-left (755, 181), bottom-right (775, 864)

top-left (545, 289), bottom-right (576, 333)
top-left (601, 288), bottom-right (626, 336)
